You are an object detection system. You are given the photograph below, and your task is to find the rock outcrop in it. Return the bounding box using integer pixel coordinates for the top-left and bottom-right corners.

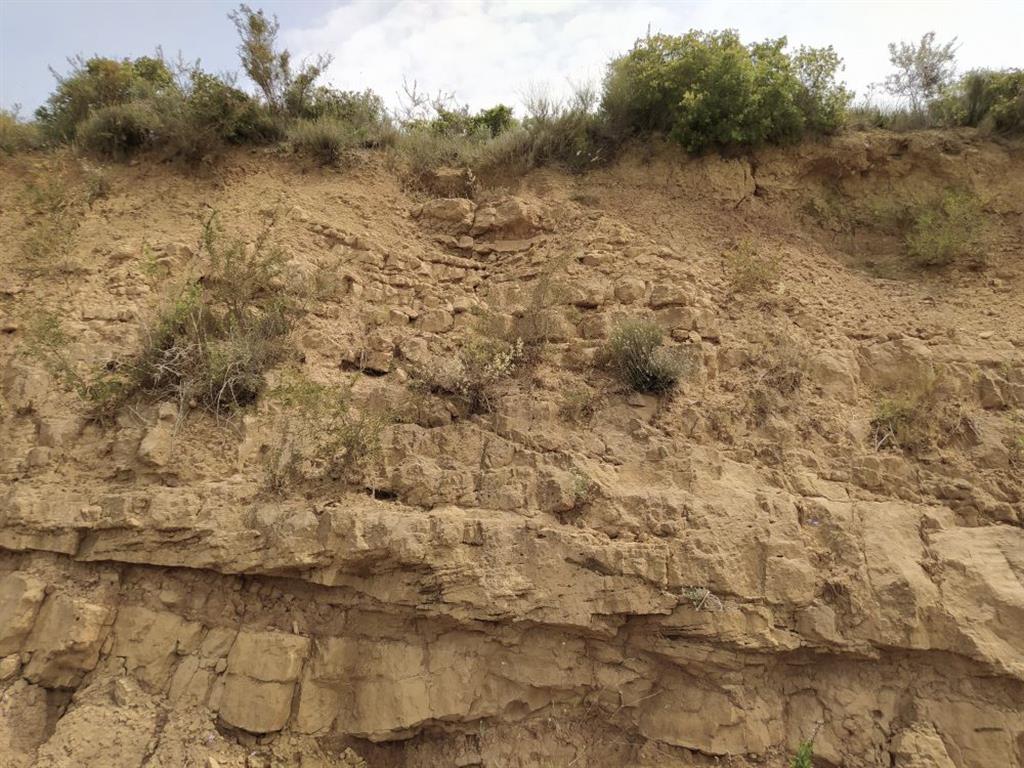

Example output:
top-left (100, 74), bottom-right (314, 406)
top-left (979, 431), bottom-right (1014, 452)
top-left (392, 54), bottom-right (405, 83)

top-left (0, 130), bottom-right (1022, 767)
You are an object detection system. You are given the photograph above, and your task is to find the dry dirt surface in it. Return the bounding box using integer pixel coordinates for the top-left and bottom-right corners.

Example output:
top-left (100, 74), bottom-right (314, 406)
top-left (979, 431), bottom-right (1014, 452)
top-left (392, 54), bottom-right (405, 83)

top-left (0, 130), bottom-right (1022, 768)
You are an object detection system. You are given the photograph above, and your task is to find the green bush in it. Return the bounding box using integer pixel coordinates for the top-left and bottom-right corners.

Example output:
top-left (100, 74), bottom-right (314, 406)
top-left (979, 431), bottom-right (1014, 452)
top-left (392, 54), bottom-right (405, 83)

top-left (906, 190), bottom-right (986, 267)
top-left (288, 116), bottom-right (361, 165)
top-left (77, 101), bottom-right (160, 158)
top-left (288, 87), bottom-right (393, 142)
top-left (35, 55), bottom-right (173, 141)
top-left (933, 69), bottom-right (1024, 134)
top-left (0, 110), bottom-right (42, 154)
top-left (155, 70), bottom-right (282, 163)
top-left (602, 319), bottom-right (689, 394)
top-left (422, 103), bottom-right (516, 138)
top-left (602, 31), bottom-right (850, 152)
top-left (25, 214), bottom-right (294, 420)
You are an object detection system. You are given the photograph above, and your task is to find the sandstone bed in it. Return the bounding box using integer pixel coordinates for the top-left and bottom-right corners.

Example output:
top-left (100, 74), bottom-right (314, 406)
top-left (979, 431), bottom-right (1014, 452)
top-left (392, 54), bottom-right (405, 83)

top-left (0, 131), bottom-right (1022, 767)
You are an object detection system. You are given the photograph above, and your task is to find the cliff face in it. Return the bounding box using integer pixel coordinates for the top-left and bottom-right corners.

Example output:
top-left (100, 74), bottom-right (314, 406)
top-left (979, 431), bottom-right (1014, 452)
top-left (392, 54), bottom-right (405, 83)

top-left (0, 130), bottom-right (1022, 768)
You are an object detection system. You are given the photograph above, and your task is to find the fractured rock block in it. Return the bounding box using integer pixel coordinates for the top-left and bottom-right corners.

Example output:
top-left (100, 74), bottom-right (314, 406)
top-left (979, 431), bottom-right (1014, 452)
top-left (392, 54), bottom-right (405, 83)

top-left (23, 593), bottom-right (112, 688)
top-left (219, 674), bottom-right (297, 733)
top-left (226, 630), bottom-right (310, 682)
top-left (0, 573), bottom-right (46, 656)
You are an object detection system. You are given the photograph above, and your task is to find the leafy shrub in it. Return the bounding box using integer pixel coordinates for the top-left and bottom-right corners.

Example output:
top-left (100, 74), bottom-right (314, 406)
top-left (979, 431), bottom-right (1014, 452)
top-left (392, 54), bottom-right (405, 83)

top-left (230, 3), bottom-right (332, 115)
top-left (870, 371), bottom-right (974, 455)
top-left (0, 109), bottom-right (42, 154)
top-left (724, 239), bottom-right (781, 293)
top-left (116, 216), bottom-right (293, 414)
top-left (884, 32), bottom-right (958, 112)
top-left (264, 372), bottom-right (387, 490)
top-left (906, 190), bottom-right (986, 267)
top-left (419, 337), bottom-right (524, 414)
top-left (474, 104), bottom-right (516, 137)
top-left (602, 31), bottom-right (850, 152)
top-left (35, 55), bottom-right (173, 140)
top-left (602, 319), bottom-right (689, 394)
top-left (289, 87), bottom-right (394, 143)
top-left (288, 116), bottom-right (359, 165)
top-left (422, 103), bottom-right (516, 138)
top-left (933, 69), bottom-right (1024, 134)
top-left (25, 214), bottom-right (294, 420)
top-left (77, 102), bottom-right (160, 158)
top-left (158, 69), bottom-right (282, 163)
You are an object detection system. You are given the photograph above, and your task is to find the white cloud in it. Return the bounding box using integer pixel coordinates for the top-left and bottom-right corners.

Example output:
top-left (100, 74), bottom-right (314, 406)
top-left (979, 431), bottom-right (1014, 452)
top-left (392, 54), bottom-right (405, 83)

top-left (283, 0), bottom-right (1024, 116)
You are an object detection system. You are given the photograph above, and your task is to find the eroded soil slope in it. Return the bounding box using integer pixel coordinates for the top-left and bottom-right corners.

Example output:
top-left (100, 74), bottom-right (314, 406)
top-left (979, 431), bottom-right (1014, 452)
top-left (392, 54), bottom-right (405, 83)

top-left (0, 130), bottom-right (1022, 767)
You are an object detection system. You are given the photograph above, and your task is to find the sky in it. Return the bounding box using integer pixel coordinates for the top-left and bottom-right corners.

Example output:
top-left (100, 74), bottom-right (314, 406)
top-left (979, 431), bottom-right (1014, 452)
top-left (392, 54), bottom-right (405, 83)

top-left (1, 0), bottom-right (1022, 117)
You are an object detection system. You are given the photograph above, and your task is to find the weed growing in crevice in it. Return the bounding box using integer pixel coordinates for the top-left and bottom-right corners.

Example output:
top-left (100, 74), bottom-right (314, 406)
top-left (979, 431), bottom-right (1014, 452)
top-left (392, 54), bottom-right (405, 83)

top-left (263, 371), bottom-right (388, 492)
top-left (601, 319), bottom-right (692, 395)
top-left (559, 386), bottom-right (601, 423)
top-left (724, 239), bottom-right (781, 294)
top-left (870, 370), bottom-right (976, 455)
top-left (681, 586), bottom-right (724, 612)
top-left (23, 213), bottom-right (296, 421)
top-left (414, 336), bottom-right (524, 416)
top-left (790, 739), bottom-right (814, 768)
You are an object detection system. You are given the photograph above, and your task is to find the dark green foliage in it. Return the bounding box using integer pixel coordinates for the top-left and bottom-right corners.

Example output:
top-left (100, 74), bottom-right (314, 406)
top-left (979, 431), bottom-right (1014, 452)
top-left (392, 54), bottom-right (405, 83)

top-left (602, 319), bottom-right (689, 394)
top-left (424, 103), bottom-right (517, 138)
top-left (933, 69), bottom-right (1024, 134)
top-left (76, 101), bottom-right (160, 158)
top-left (793, 46), bottom-right (851, 133)
top-left (35, 55), bottom-right (173, 140)
top-left (154, 69), bottom-right (282, 163)
top-left (602, 30), bottom-right (850, 152)
top-left (474, 104), bottom-right (515, 137)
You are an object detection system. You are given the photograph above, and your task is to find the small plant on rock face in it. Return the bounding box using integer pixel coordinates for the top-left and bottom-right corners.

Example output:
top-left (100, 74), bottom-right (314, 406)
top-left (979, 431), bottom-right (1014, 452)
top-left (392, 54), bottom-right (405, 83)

top-left (681, 586), bottom-right (724, 612)
top-left (263, 371), bottom-right (387, 491)
top-left (560, 386), bottom-right (599, 422)
top-left (1009, 434), bottom-right (1024, 469)
top-left (429, 337), bottom-right (524, 415)
top-left (84, 166), bottom-right (111, 205)
top-left (19, 178), bottom-right (82, 276)
top-left (905, 189), bottom-right (987, 268)
top-left (724, 239), bottom-right (781, 293)
top-left (870, 370), bottom-right (975, 455)
top-left (602, 319), bottom-right (689, 394)
top-left (21, 313), bottom-right (130, 421)
top-left (790, 739), bottom-right (814, 768)
top-left (25, 214), bottom-right (294, 421)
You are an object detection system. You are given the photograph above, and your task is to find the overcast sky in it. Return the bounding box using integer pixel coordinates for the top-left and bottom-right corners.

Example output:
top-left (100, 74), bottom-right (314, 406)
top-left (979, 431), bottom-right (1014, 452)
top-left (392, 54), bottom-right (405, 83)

top-left (2, 1), bottom-right (1022, 117)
